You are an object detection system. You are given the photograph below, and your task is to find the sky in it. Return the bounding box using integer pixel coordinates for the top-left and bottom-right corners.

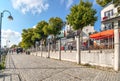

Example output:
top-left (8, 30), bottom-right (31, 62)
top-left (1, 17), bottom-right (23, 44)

top-left (0, 0), bottom-right (102, 47)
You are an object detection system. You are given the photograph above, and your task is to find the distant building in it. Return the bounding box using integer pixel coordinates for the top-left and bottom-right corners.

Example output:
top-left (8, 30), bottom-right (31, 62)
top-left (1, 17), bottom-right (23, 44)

top-left (65, 24), bottom-right (95, 41)
top-left (82, 25), bottom-right (95, 41)
top-left (63, 24), bottom-right (95, 50)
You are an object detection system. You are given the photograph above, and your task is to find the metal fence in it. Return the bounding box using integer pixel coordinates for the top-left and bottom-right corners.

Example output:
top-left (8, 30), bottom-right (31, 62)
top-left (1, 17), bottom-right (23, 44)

top-left (29, 34), bottom-right (115, 53)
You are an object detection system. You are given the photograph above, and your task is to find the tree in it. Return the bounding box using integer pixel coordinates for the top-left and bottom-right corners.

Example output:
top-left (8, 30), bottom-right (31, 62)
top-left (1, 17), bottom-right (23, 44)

top-left (21, 28), bottom-right (34, 49)
top-left (113, 0), bottom-right (120, 7)
top-left (66, 0), bottom-right (97, 30)
top-left (32, 21), bottom-right (48, 46)
top-left (43, 17), bottom-right (64, 37)
top-left (96, 0), bottom-right (112, 7)
top-left (43, 17), bottom-right (64, 51)
top-left (10, 44), bottom-right (18, 48)
top-left (43, 17), bottom-right (64, 44)
top-left (18, 42), bottom-right (23, 48)
top-left (66, 0), bottom-right (97, 64)
top-left (96, 0), bottom-right (120, 7)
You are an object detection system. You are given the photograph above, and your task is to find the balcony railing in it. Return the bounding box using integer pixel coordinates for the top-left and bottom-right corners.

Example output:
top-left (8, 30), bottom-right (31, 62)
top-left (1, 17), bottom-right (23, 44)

top-left (102, 16), bottom-right (108, 21)
top-left (102, 13), bottom-right (120, 22)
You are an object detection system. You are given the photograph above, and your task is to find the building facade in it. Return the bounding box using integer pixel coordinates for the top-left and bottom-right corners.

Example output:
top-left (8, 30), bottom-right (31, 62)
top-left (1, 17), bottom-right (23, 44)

top-left (101, 2), bottom-right (120, 31)
top-left (65, 24), bottom-right (95, 40)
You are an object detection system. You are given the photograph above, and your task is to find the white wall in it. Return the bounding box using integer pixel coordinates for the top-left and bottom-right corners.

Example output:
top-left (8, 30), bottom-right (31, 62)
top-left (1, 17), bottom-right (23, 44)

top-left (81, 50), bottom-right (114, 67)
top-left (31, 49), bottom-right (114, 67)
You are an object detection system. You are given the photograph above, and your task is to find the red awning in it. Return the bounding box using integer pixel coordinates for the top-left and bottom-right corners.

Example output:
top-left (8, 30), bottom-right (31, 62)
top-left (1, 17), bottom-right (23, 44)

top-left (90, 29), bottom-right (114, 40)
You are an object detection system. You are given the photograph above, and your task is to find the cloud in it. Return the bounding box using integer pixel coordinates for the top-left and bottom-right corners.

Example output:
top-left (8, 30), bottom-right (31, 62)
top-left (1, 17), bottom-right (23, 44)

top-left (93, 0), bottom-right (97, 5)
top-left (66, 0), bottom-right (74, 9)
top-left (11, 0), bottom-right (49, 14)
top-left (2, 29), bottom-right (21, 47)
top-left (33, 25), bottom-right (36, 28)
top-left (60, 0), bottom-right (74, 9)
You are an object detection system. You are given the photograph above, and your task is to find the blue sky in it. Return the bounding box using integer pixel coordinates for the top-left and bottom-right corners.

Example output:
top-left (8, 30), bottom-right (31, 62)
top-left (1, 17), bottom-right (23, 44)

top-left (0, 0), bottom-right (102, 47)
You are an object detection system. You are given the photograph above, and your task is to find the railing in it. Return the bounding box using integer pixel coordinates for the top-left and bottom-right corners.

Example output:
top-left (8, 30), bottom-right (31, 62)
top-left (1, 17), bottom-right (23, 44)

top-left (29, 38), bottom-right (114, 53)
top-left (103, 16), bottom-right (108, 21)
top-left (102, 13), bottom-right (120, 21)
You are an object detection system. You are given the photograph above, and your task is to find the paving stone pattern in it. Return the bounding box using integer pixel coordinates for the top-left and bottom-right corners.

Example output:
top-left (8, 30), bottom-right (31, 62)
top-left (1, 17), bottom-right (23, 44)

top-left (0, 54), bottom-right (120, 81)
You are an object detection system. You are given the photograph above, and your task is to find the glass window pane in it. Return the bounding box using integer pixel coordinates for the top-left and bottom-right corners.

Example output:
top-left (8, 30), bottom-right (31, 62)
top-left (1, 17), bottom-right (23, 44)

top-left (118, 20), bottom-right (120, 27)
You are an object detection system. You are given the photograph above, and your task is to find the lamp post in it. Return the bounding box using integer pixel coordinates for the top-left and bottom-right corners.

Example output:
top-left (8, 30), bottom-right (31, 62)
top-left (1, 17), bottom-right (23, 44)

top-left (0, 10), bottom-right (13, 53)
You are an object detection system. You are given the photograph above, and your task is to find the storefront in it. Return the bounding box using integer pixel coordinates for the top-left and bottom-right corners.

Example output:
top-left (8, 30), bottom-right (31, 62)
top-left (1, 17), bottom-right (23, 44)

top-left (89, 29), bottom-right (114, 49)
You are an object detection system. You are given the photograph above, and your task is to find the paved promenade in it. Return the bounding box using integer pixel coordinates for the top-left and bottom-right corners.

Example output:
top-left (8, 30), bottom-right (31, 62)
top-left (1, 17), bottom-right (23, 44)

top-left (0, 54), bottom-right (120, 81)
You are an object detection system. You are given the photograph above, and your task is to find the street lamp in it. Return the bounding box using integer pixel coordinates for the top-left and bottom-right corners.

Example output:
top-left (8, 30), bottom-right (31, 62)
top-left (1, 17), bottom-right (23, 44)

top-left (0, 10), bottom-right (13, 53)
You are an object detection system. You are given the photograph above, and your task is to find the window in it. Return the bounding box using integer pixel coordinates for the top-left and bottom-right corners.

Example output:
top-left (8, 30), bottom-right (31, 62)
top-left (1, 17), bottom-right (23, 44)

top-left (118, 20), bottom-right (120, 27)
top-left (104, 10), bottom-right (113, 18)
top-left (104, 22), bottom-right (114, 30)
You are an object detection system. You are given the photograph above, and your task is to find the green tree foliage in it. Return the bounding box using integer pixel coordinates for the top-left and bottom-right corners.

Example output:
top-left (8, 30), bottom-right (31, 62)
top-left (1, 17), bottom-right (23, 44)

top-left (96, 0), bottom-right (112, 7)
top-left (18, 42), bottom-right (22, 47)
top-left (20, 17), bottom-right (63, 49)
top-left (0, 55), bottom-right (6, 70)
top-left (21, 28), bottom-right (34, 49)
top-left (113, 0), bottom-right (120, 7)
top-left (10, 44), bottom-right (18, 48)
top-left (32, 21), bottom-right (48, 43)
top-left (43, 17), bottom-right (64, 37)
top-left (42, 17), bottom-right (64, 51)
top-left (66, 0), bottom-right (97, 31)
top-left (96, 0), bottom-right (120, 7)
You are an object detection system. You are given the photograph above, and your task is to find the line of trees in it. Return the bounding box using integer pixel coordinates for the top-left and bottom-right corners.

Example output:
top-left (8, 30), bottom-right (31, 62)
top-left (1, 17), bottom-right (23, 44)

top-left (19, 17), bottom-right (64, 49)
top-left (18, 0), bottom-right (119, 50)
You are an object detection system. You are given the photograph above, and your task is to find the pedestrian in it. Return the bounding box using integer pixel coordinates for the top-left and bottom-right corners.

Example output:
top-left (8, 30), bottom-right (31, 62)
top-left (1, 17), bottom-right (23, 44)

top-left (70, 44), bottom-right (73, 52)
top-left (68, 44), bottom-right (70, 50)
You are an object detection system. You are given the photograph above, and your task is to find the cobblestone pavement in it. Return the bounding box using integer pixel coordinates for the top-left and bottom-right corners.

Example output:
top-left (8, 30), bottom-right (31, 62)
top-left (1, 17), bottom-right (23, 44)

top-left (0, 54), bottom-right (120, 81)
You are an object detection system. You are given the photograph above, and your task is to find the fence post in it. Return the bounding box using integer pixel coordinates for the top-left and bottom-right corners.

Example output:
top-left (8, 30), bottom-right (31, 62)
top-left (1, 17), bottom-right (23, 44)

top-left (41, 45), bottom-right (43, 57)
top-left (48, 39), bottom-right (50, 58)
top-left (76, 35), bottom-right (81, 64)
top-left (114, 26), bottom-right (120, 71)
top-left (59, 38), bottom-right (61, 60)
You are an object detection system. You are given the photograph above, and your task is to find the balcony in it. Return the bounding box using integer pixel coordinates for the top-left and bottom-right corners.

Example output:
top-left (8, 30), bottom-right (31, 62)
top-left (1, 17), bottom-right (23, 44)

top-left (102, 16), bottom-right (108, 21)
top-left (102, 15), bottom-right (120, 24)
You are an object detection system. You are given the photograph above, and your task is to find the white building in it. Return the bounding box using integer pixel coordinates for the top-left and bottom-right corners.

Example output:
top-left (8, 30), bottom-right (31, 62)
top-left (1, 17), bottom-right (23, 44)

top-left (82, 25), bottom-right (95, 41)
top-left (101, 2), bottom-right (120, 71)
top-left (101, 2), bottom-right (120, 31)
top-left (89, 2), bottom-right (120, 48)
top-left (65, 24), bottom-right (95, 41)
